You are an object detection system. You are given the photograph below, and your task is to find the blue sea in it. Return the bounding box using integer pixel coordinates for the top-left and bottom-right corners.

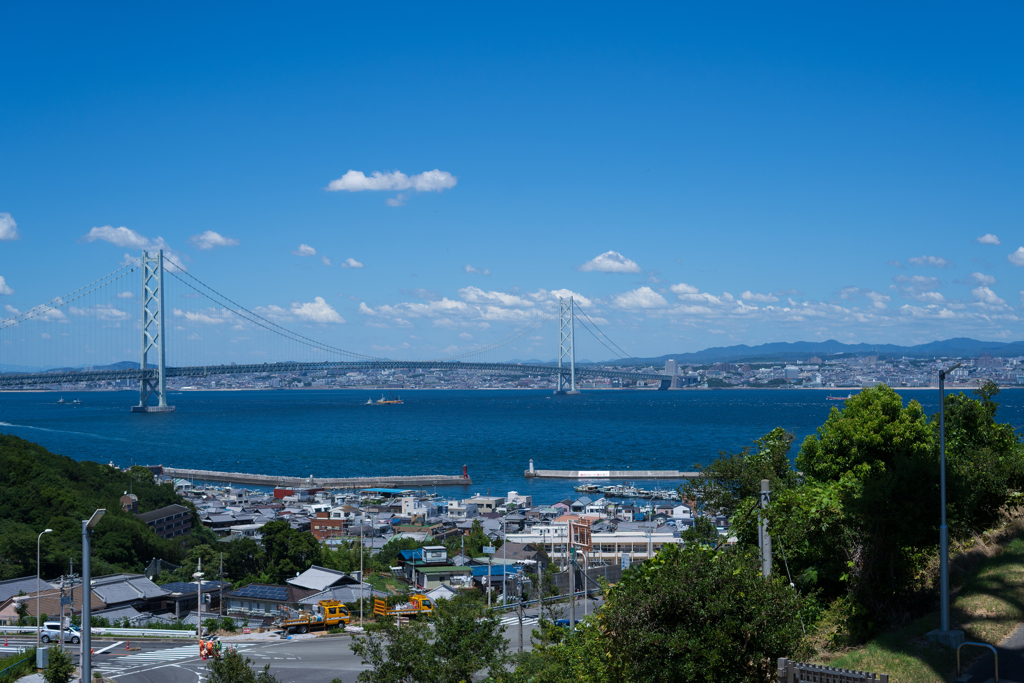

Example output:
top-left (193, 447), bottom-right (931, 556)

top-left (2, 388), bottom-right (1023, 503)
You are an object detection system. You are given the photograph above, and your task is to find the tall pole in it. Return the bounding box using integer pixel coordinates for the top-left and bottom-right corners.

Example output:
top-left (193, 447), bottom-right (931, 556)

top-left (939, 367), bottom-right (949, 633)
top-left (359, 524), bottom-right (364, 628)
top-left (81, 522), bottom-right (91, 683)
top-left (488, 552), bottom-right (492, 609)
top-left (759, 480), bottom-right (772, 577)
top-left (36, 529), bottom-right (51, 649)
top-left (219, 553), bottom-right (223, 618)
top-left (194, 558), bottom-right (204, 644)
top-left (569, 547), bottom-right (576, 633)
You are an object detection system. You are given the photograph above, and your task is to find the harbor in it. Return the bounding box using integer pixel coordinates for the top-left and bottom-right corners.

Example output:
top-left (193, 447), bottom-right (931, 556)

top-left (524, 460), bottom-right (698, 480)
top-left (154, 466), bottom-right (472, 488)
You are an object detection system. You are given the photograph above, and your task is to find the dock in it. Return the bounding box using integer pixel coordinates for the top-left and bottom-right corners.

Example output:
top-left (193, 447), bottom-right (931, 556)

top-left (155, 466), bottom-right (472, 489)
top-left (524, 469), bottom-right (699, 479)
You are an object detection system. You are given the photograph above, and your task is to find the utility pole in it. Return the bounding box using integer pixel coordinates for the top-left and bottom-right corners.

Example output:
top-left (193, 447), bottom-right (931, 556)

top-left (517, 569), bottom-right (524, 653)
top-left (569, 547), bottom-right (576, 633)
top-left (359, 524), bottom-right (364, 628)
top-left (928, 363), bottom-right (965, 648)
top-left (759, 480), bottom-right (771, 576)
top-left (219, 553), bottom-right (223, 618)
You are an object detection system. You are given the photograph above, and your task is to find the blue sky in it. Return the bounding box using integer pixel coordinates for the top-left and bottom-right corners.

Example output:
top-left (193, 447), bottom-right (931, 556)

top-left (3, 3), bottom-right (1024, 363)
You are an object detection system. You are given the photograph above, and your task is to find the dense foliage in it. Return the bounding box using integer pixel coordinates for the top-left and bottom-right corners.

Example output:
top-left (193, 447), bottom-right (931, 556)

top-left (352, 594), bottom-right (509, 683)
top-left (505, 544), bottom-right (805, 683)
top-left (0, 434), bottom-right (200, 578)
top-left (686, 383), bottom-right (1024, 640)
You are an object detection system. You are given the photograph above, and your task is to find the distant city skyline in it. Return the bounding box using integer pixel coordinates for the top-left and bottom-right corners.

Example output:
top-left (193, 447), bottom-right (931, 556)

top-left (3, 5), bottom-right (1024, 359)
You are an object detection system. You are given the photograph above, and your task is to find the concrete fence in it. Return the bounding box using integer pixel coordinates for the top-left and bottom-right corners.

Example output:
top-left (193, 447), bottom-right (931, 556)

top-left (777, 658), bottom-right (889, 682)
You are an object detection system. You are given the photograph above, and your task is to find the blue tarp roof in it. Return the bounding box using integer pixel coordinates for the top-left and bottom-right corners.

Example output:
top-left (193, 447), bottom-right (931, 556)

top-left (398, 548), bottom-right (423, 561)
top-left (470, 564), bottom-right (523, 577)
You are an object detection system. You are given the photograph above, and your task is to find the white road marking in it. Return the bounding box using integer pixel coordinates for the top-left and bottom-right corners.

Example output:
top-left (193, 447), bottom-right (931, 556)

top-left (499, 615), bottom-right (539, 626)
top-left (94, 641), bottom-right (123, 654)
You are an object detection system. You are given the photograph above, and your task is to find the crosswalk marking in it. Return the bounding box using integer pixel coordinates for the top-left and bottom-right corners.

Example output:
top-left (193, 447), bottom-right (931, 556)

top-left (95, 643), bottom-right (253, 669)
top-left (499, 615), bottom-right (539, 626)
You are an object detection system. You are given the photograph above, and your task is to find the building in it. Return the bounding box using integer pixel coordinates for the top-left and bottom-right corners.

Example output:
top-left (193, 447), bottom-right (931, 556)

top-left (225, 584), bottom-right (320, 619)
top-left (310, 511), bottom-right (346, 541)
top-left (665, 359), bottom-right (678, 376)
top-left (136, 504), bottom-right (192, 539)
top-left (463, 495), bottom-right (505, 513)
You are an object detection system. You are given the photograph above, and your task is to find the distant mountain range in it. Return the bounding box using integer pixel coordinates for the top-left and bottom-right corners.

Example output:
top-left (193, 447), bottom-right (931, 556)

top-left (0, 361), bottom-right (139, 374)
top-left (610, 338), bottom-right (1024, 366)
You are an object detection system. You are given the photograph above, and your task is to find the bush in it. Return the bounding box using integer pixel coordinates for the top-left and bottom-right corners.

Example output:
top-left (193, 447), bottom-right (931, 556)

top-left (42, 646), bottom-right (75, 683)
top-left (207, 648), bottom-right (279, 683)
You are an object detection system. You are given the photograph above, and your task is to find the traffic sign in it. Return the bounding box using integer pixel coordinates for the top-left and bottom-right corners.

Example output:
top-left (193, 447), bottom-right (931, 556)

top-left (483, 546), bottom-right (496, 555)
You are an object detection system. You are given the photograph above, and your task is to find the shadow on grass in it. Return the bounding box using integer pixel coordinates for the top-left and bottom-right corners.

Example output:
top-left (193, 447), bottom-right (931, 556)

top-left (825, 537), bottom-right (1024, 682)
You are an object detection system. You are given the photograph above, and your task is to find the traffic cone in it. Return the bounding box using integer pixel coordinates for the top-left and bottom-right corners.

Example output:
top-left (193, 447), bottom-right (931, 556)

top-left (126, 640), bottom-right (130, 650)
top-left (4, 636), bottom-right (7, 646)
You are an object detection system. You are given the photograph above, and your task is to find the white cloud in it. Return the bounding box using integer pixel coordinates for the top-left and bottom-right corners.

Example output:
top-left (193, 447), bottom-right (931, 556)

top-left (386, 194), bottom-right (408, 207)
top-left (464, 265), bottom-right (490, 275)
top-left (174, 308), bottom-right (234, 325)
top-left (740, 291), bottom-right (779, 303)
top-left (972, 287), bottom-right (1005, 305)
top-left (0, 213), bottom-right (19, 241)
top-left (908, 255), bottom-right (953, 268)
top-left (669, 283), bottom-right (700, 295)
top-left (968, 272), bottom-right (996, 286)
top-left (41, 333), bottom-right (50, 339)
top-left (866, 292), bottom-right (891, 310)
top-left (579, 251), bottom-right (642, 274)
top-left (5, 303), bottom-right (66, 322)
top-left (0, 276), bottom-right (13, 296)
top-left (909, 291), bottom-right (946, 303)
top-left (459, 332), bottom-right (473, 340)
top-left (611, 286), bottom-right (668, 309)
top-left (458, 287), bottom-right (535, 308)
top-left (188, 230), bottom-right (240, 250)
top-left (68, 304), bottom-right (131, 321)
top-left (545, 289), bottom-right (594, 308)
top-left (290, 297), bottom-right (345, 324)
top-left (327, 169), bottom-right (457, 193)
top-left (977, 234), bottom-right (1001, 245)
top-left (187, 332), bottom-right (201, 341)
top-left (117, 291), bottom-right (133, 299)
top-left (1009, 247), bottom-right (1024, 267)
top-left (340, 258), bottom-right (364, 269)
top-left (321, 255), bottom-right (332, 266)
top-left (293, 244), bottom-right (317, 257)
top-left (82, 226), bottom-right (186, 270)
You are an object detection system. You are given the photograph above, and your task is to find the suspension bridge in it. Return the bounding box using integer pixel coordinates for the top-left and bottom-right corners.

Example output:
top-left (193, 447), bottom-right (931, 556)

top-left (0, 250), bottom-right (673, 411)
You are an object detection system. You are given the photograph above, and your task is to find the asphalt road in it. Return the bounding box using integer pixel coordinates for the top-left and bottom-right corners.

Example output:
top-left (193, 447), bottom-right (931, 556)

top-left (0, 598), bottom-right (604, 683)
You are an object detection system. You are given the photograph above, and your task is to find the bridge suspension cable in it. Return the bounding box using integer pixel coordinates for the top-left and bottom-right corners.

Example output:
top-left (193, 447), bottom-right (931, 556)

top-left (0, 260), bottom-right (140, 330)
top-left (164, 257), bottom-right (383, 361)
top-left (572, 302), bottom-right (636, 362)
top-left (428, 310), bottom-right (556, 362)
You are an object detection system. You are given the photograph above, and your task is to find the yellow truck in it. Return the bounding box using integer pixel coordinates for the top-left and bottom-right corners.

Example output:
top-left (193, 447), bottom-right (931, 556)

top-left (373, 594), bottom-right (434, 619)
top-left (280, 600), bottom-right (351, 634)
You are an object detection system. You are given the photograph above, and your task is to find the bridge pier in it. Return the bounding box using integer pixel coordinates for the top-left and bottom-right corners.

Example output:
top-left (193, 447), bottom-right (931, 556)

top-left (135, 249), bottom-right (175, 413)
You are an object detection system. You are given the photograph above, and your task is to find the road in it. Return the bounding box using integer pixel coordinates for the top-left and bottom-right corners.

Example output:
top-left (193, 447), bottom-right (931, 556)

top-left (0, 599), bottom-right (603, 683)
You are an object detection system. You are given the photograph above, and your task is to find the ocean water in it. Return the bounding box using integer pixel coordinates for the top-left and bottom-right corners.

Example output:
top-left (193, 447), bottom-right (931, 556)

top-left (2, 388), bottom-right (1023, 503)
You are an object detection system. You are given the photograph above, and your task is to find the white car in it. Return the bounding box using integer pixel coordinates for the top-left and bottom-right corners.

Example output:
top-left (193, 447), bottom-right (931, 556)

top-left (39, 622), bottom-right (80, 644)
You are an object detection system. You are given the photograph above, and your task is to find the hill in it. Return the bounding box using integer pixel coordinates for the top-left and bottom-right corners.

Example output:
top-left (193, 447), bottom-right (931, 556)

top-left (608, 337), bottom-right (1024, 365)
top-left (0, 434), bottom-right (193, 580)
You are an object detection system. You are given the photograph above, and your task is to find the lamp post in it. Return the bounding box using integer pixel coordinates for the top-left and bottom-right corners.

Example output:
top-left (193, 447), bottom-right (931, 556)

top-left (194, 559), bottom-right (204, 644)
top-left (36, 529), bottom-right (52, 648)
top-left (928, 363), bottom-right (965, 649)
top-left (359, 522), bottom-right (364, 629)
top-left (81, 509), bottom-right (105, 683)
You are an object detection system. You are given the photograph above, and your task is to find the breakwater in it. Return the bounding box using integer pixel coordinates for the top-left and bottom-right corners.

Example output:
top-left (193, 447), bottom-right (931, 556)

top-left (156, 466), bottom-right (472, 488)
top-left (524, 468), bottom-right (699, 479)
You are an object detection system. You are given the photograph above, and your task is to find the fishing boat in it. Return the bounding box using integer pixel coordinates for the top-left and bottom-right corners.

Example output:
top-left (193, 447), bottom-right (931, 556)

top-left (574, 483), bottom-right (601, 493)
top-left (367, 391), bottom-right (404, 405)
top-left (72, 399), bottom-right (82, 405)
top-left (826, 393), bottom-right (854, 401)
top-left (57, 396), bottom-right (66, 404)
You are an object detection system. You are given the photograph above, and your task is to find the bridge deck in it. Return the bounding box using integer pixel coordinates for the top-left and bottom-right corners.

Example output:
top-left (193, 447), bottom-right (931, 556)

top-left (0, 360), bottom-right (671, 386)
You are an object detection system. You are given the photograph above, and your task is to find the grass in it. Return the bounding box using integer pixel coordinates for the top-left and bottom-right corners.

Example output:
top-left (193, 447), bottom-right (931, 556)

top-left (0, 647), bottom-right (35, 683)
top-left (366, 573), bottom-right (406, 595)
top-left (817, 534), bottom-right (1024, 682)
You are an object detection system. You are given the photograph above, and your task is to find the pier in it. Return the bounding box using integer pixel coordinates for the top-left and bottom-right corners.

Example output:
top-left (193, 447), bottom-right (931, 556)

top-left (153, 466), bottom-right (472, 489)
top-left (524, 468), bottom-right (699, 479)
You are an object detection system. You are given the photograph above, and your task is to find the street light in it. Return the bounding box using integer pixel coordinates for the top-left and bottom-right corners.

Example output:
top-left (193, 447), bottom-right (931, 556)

top-left (81, 509), bottom-right (105, 683)
top-left (929, 363), bottom-right (965, 649)
top-left (36, 529), bottom-right (52, 649)
top-left (194, 560), bottom-right (204, 644)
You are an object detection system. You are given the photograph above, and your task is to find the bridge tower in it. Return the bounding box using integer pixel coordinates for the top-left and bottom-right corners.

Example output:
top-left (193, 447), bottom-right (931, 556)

top-left (131, 250), bottom-right (175, 413)
top-left (555, 297), bottom-right (579, 395)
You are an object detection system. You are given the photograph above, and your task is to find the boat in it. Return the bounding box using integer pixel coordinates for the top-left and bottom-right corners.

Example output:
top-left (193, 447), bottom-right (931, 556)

top-left (368, 391), bottom-right (404, 405)
top-left (57, 397), bottom-right (66, 404)
top-left (574, 483), bottom-right (601, 493)
top-left (826, 393), bottom-right (854, 401)
top-left (72, 399), bottom-right (82, 405)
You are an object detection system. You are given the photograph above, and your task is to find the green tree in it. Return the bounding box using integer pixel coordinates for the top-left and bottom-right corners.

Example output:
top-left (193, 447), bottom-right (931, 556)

top-left (259, 521), bottom-right (322, 583)
top-left (680, 516), bottom-right (720, 548)
top-left (223, 536), bottom-right (265, 584)
top-left (42, 646), bottom-right (76, 683)
top-left (352, 595), bottom-right (509, 683)
top-left (207, 648), bottom-right (280, 683)
top-left (600, 544), bottom-right (805, 683)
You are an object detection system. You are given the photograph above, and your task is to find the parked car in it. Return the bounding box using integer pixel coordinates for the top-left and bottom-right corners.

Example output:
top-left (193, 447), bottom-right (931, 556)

top-left (553, 619), bottom-right (580, 628)
top-left (40, 622), bottom-right (80, 644)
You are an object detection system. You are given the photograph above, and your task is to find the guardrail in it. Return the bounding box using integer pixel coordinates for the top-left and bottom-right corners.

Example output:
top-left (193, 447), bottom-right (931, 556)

top-left (777, 657), bottom-right (888, 682)
top-left (488, 588), bottom-right (600, 613)
top-left (0, 626), bottom-right (195, 638)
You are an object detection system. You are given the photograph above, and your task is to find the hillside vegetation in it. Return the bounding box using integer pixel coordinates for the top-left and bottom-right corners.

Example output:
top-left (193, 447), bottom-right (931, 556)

top-left (0, 434), bottom-right (198, 579)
